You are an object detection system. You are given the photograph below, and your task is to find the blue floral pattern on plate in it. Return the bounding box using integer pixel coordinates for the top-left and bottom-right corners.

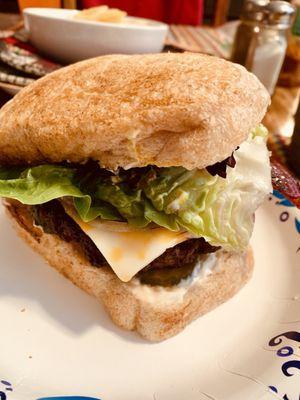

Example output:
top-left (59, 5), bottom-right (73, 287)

top-left (268, 330), bottom-right (300, 399)
top-left (272, 190), bottom-right (300, 235)
top-left (0, 380), bottom-right (13, 400)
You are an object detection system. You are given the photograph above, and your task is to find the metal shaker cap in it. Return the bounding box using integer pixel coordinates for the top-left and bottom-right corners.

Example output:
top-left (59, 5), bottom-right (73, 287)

top-left (263, 1), bottom-right (296, 29)
top-left (241, 0), bottom-right (270, 22)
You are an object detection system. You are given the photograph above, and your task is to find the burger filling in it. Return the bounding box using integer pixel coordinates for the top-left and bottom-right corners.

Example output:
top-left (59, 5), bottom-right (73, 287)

top-left (0, 125), bottom-right (272, 286)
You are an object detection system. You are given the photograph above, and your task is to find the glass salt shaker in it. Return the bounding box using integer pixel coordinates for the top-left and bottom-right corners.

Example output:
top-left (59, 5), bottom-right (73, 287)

top-left (231, 0), bottom-right (269, 66)
top-left (246, 1), bottom-right (296, 95)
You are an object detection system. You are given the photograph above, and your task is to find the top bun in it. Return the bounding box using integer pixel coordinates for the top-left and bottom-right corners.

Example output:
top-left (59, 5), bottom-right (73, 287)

top-left (0, 53), bottom-right (269, 170)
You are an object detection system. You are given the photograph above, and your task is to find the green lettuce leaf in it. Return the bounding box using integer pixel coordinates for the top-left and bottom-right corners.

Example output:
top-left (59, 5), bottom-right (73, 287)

top-left (142, 132), bottom-right (271, 249)
top-left (74, 197), bottom-right (122, 222)
top-left (0, 165), bottom-right (82, 204)
top-left (0, 164), bottom-right (121, 222)
top-left (0, 128), bottom-right (271, 251)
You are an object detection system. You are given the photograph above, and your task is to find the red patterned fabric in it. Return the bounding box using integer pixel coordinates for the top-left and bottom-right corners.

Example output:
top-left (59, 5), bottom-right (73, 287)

top-left (271, 159), bottom-right (300, 208)
top-left (81, 0), bottom-right (203, 25)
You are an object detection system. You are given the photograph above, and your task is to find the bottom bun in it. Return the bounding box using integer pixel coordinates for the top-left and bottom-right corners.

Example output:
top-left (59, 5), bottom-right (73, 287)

top-left (5, 200), bottom-right (253, 342)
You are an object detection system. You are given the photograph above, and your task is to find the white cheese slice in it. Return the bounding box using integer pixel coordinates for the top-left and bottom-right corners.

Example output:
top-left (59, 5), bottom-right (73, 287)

top-left (64, 209), bottom-right (189, 282)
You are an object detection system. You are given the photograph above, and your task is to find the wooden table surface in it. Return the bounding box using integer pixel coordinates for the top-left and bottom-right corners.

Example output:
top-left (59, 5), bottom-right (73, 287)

top-left (0, 12), bottom-right (21, 29)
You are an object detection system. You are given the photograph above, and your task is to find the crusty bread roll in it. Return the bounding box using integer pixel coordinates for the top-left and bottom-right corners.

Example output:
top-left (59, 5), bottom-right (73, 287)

top-left (0, 53), bottom-right (269, 170)
top-left (5, 200), bottom-right (253, 341)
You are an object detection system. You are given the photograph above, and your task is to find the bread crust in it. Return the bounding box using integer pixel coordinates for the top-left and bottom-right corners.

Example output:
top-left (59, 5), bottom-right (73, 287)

top-left (0, 53), bottom-right (269, 170)
top-left (4, 200), bottom-right (253, 341)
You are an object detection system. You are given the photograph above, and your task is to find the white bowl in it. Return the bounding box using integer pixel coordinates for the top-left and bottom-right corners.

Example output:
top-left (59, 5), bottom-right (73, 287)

top-left (23, 8), bottom-right (168, 63)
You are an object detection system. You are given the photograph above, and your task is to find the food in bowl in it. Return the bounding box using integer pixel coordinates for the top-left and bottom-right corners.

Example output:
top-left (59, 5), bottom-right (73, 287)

top-left (73, 5), bottom-right (127, 23)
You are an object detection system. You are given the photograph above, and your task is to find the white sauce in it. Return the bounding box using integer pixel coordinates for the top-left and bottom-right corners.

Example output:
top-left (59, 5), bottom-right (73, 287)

top-left (128, 253), bottom-right (217, 305)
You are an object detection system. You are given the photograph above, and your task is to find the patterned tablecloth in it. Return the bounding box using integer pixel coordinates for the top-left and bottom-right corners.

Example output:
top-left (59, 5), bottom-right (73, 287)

top-left (0, 21), bottom-right (299, 207)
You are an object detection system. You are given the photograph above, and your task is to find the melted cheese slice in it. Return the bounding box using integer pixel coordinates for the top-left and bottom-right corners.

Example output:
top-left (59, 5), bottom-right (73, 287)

top-left (66, 209), bottom-right (189, 282)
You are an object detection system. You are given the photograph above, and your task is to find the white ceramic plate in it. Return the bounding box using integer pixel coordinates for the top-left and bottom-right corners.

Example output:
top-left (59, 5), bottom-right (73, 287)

top-left (23, 8), bottom-right (168, 64)
top-left (0, 190), bottom-right (299, 400)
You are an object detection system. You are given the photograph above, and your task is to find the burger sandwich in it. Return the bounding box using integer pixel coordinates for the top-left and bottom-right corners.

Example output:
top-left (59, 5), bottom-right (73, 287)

top-left (0, 53), bottom-right (272, 341)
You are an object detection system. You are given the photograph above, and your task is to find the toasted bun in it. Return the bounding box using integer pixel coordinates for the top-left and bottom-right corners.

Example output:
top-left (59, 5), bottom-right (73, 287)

top-left (0, 53), bottom-right (269, 170)
top-left (5, 200), bottom-right (253, 341)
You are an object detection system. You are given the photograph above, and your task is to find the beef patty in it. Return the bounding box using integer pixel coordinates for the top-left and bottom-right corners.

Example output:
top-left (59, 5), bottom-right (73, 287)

top-left (8, 199), bottom-right (219, 285)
